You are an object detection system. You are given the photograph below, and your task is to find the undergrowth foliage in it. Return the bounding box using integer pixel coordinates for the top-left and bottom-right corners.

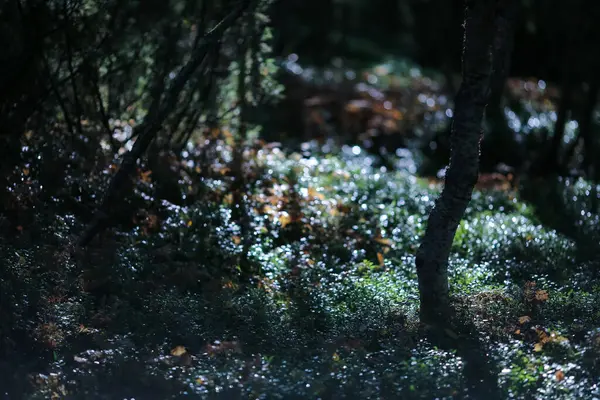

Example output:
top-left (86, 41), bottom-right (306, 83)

top-left (1, 0), bottom-right (600, 397)
top-left (2, 137), bottom-right (600, 398)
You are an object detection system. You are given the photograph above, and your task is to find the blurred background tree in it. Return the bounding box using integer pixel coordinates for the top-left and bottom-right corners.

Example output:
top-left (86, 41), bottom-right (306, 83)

top-left (269, 0), bottom-right (599, 179)
top-left (1, 0), bottom-right (599, 218)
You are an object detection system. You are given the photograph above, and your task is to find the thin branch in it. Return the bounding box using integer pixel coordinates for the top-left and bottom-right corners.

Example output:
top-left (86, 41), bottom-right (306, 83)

top-left (77, 0), bottom-right (253, 247)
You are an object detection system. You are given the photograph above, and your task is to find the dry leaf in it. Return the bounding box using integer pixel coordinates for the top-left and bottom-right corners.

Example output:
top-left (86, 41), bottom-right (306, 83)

top-left (555, 370), bottom-right (565, 381)
top-left (140, 170), bottom-right (152, 182)
top-left (533, 342), bottom-right (544, 352)
top-left (518, 316), bottom-right (531, 324)
top-left (195, 377), bottom-right (206, 385)
top-left (217, 166), bottom-right (231, 175)
top-left (232, 235), bottom-right (241, 245)
top-left (535, 290), bottom-right (549, 302)
top-left (171, 346), bottom-right (187, 356)
top-left (377, 252), bottom-right (385, 267)
top-left (374, 237), bottom-right (393, 246)
top-left (279, 212), bottom-right (292, 228)
top-left (307, 187), bottom-right (325, 200)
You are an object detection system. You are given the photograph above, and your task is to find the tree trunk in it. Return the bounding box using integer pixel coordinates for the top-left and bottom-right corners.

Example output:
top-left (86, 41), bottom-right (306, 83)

top-left (545, 76), bottom-right (572, 171)
top-left (416, 0), bottom-right (514, 327)
top-left (564, 82), bottom-right (598, 172)
top-left (486, 0), bottom-right (518, 125)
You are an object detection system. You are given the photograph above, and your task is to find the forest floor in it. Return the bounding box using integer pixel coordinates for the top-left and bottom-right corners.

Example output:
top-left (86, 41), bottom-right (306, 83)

top-left (1, 60), bottom-right (600, 399)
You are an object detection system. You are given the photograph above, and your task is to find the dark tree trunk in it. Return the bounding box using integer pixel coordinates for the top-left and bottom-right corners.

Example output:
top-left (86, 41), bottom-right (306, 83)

top-left (486, 0), bottom-right (518, 122)
top-left (539, 4), bottom-right (578, 174)
top-left (415, 0), bottom-right (515, 327)
top-left (564, 82), bottom-right (598, 174)
top-left (545, 76), bottom-right (573, 171)
top-left (482, 0), bottom-right (519, 170)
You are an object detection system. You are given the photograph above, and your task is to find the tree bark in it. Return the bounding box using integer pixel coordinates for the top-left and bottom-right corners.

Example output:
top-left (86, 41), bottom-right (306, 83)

top-left (564, 82), bottom-right (598, 175)
top-left (487, 0), bottom-right (518, 119)
top-left (416, 0), bottom-right (512, 327)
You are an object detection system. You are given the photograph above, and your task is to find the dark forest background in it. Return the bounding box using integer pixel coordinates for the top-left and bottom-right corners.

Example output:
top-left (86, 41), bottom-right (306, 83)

top-left (1, 0), bottom-right (600, 398)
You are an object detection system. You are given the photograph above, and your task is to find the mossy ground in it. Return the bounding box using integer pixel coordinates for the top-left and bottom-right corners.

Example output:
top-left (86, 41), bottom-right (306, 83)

top-left (1, 139), bottom-right (599, 399)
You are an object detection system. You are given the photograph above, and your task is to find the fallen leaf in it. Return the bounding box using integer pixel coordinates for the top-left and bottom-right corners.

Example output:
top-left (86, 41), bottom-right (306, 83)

top-left (171, 346), bottom-right (187, 356)
top-left (279, 212), bottom-right (292, 228)
top-left (140, 170), bottom-right (152, 182)
top-left (555, 370), bottom-right (565, 381)
top-left (535, 290), bottom-right (549, 302)
top-left (195, 377), bottom-right (206, 385)
top-left (377, 252), bottom-right (385, 267)
top-left (374, 237), bottom-right (393, 246)
top-left (533, 342), bottom-right (544, 352)
top-left (518, 316), bottom-right (531, 324)
top-left (307, 187), bottom-right (325, 200)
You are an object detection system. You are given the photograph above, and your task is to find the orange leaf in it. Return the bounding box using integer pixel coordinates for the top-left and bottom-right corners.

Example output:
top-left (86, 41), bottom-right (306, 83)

top-left (217, 166), bottom-right (231, 175)
top-left (555, 370), bottom-right (565, 381)
top-left (279, 212), bottom-right (292, 228)
top-left (374, 237), bottom-right (393, 247)
top-left (537, 329), bottom-right (549, 343)
top-left (140, 170), bottom-right (152, 182)
top-left (307, 187), bottom-right (323, 199)
top-left (535, 290), bottom-right (549, 302)
top-left (377, 252), bottom-right (385, 267)
top-left (232, 235), bottom-right (241, 245)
